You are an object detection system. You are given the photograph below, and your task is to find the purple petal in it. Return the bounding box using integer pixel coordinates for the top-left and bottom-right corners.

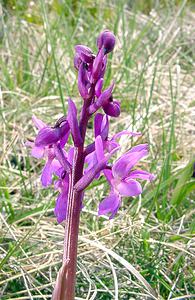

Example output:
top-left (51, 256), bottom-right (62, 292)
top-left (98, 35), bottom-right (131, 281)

top-left (112, 149), bottom-right (148, 179)
top-left (112, 155), bottom-right (130, 179)
top-left (35, 127), bottom-right (60, 147)
top-left (127, 144), bottom-right (149, 154)
top-left (105, 140), bottom-right (119, 153)
top-left (95, 78), bottom-right (104, 97)
top-left (54, 145), bottom-right (71, 173)
top-left (59, 129), bottom-right (70, 148)
top-left (54, 167), bottom-right (64, 178)
top-left (54, 175), bottom-right (69, 190)
top-left (95, 135), bottom-right (105, 162)
top-left (94, 113), bottom-right (109, 140)
top-left (57, 174), bottom-right (69, 191)
top-left (26, 141), bottom-right (45, 159)
top-left (98, 193), bottom-right (120, 218)
top-left (31, 145), bottom-right (44, 159)
top-left (112, 130), bottom-right (141, 140)
top-left (54, 192), bottom-right (68, 223)
top-left (50, 159), bottom-right (62, 175)
top-left (100, 114), bottom-right (109, 140)
top-left (92, 47), bottom-right (104, 82)
top-left (67, 98), bottom-right (83, 147)
top-left (105, 143), bottom-right (120, 160)
top-left (32, 115), bottom-right (46, 130)
top-left (127, 170), bottom-right (155, 182)
top-left (41, 159), bottom-right (53, 187)
top-left (85, 151), bottom-right (100, 179)
top-left (116, 179), bottom-right (142, 197)
top-left (94, 113), bottom-right (103, 137)
top-left (54, 179), bottom-right (61, 190)
top-left (85, 151), bottom-right (97, 170)
top-left (78, 62), bottom-right (90, 99)
top-left (103, 169), bottom-right (113, 184)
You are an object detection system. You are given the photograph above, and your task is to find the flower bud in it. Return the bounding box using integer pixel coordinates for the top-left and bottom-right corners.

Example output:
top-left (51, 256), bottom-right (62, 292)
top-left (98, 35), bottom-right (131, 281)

top-left (97, 30), bottom-right (116, 54)
top-left (75, 45), bottom-right (94, 64)
top-left (96, 83), bottom-right (114, 107)
top-left (103, 100), bottom-right (120, 117)
top-left (88, 83), bottom-right (114, 114)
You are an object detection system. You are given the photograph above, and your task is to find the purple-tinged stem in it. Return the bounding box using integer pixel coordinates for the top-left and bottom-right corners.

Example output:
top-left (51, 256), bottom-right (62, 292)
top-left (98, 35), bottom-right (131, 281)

top-left (53, 92), bottom-right (93, 300)
top-left (61, 148), bottom-right (84, 300)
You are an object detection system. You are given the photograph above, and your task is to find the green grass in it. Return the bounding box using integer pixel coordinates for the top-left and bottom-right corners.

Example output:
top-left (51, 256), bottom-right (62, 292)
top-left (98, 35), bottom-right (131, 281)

top-left (0, 0), bottom-right (195, 299)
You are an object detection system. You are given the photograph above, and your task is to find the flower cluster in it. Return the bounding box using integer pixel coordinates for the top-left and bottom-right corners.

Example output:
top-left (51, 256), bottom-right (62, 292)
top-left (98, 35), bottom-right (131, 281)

top-left (27, 30), bottom-right (155, 222)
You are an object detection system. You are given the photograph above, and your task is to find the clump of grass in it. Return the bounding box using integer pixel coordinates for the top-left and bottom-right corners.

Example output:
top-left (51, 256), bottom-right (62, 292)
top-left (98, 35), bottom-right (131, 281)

top-left (0, 0), bottom-right (195, 299)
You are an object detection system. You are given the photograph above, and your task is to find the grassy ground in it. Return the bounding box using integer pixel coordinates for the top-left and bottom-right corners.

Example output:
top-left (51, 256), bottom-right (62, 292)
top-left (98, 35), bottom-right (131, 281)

top-left (0, 0), bottom-right (195, 299)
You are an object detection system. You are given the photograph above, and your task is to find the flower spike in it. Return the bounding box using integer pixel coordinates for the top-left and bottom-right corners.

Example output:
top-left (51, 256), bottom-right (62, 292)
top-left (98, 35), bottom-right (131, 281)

top-left (27, 30), bottom-right (155, 299)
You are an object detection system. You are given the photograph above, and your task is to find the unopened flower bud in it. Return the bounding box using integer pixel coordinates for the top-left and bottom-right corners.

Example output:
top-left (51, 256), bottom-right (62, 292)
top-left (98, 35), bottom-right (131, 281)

top-left (103, 100), bottom-right (120, 117)
top-left (88, 83), bottom-right (114, 114)
top-left (75, 45), bottom-right (94, 64)
top-left (97, 30), bottom-right (116, 54)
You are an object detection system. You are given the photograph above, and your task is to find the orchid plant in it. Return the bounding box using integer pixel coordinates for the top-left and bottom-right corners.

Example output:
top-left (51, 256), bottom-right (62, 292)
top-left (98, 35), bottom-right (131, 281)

top-left (27, 30), bottom-right (155, 299)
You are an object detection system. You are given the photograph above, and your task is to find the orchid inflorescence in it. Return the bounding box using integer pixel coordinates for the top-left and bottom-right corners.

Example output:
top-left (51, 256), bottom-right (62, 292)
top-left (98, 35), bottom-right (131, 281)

top-left (27, 30), bottom-right (155, 223)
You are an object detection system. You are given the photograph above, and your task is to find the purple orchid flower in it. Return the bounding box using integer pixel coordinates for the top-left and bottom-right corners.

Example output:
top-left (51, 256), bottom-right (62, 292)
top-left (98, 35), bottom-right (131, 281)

top-left (27, 115), bottom-right (70, 187)
top-left (85, 113), bottom-right (141, 173)
top-left (95, 140), bottom-right (155, 218)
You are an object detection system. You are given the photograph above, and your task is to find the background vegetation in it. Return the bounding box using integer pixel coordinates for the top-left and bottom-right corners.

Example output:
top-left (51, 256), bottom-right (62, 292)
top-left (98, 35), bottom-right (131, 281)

top-left (0, 0), bottom-right (194, 299)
